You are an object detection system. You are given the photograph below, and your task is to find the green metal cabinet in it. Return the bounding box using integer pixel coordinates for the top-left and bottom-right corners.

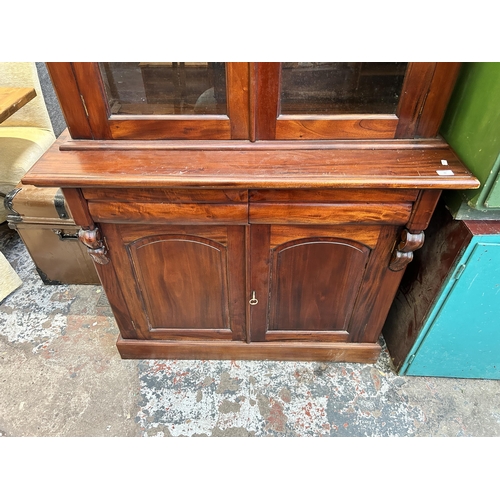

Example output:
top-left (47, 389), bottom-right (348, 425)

top-left (441, 62), bottom-right (500, 217)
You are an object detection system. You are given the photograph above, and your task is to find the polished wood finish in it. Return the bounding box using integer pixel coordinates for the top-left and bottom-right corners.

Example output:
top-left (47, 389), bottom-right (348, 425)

top-left (248, 223), bottom-right (400, 345)
top-left (394, 63), bottom-right (437, 138)
top-left (406, 189), bottom-right (442, 232)
top-left (347, 225), bottom-right (400, 343)
top-left (25, 136), bottom-right (478, 361)
top-left (47, 62), bottom-right (460, 142)
top-left (71, 63), bottom-right (112, 139)
top-left (253, 62), bottom-right (458, 140)
top-left (265, 331), bottom-right (349, 342)
top-left (78, 227), bottom-right (109, 264)
top-left (46, 64), bottom-right (93, 138)
top-left (20, 61), bottom-right (480, 362)
top-left (102, 223), bottom-right (246, 342)
top-left (416, 63), bottom-right (462, 138)
top-left (47, 63), bottom-right (251, 140)
top-left (116, 337), bottom-right (382, 362)
top-left (355, 257), bottom-right (407, 344)
top-left (89, 201), bottom-right (248, 225)
top-left (248, 224), bottom-right (270, 342)
top-left (248, 202), bottom-right (412, 225)
top-left (254, 62), bottom-right (280, 140)
top-left (129, 235), bottom-right (231, 335)
top-left (109, 117), bottom-right (231, 140)
top-left (82, 188), bottom-right (248, 203)
top-left (275, 115), bottom-right (398, 140)
top-left (60, 188), bottom-right (94, 228)
top-left (389, 230), bottom-right (425, 271)
top-left (58, 191), bottom-right (136, 338)
top-left (249, 188), bottom-right (419, 203)
top-left (59, 138), bottom-right (459, 152)
top-left (268, 236), bottom-right (370, 332)
top-left (91, 257), bottom-right (137, 339)
top-left (25, 139), bottom-right (479, 191)
top-left (0, 87), bottom-right (36, 123)
top-left (270, 225), bottom-right (381, 249)
top-left (227, 62), bottom-right (251, 140)
top-left (395, 63), bottom-right (461, 138)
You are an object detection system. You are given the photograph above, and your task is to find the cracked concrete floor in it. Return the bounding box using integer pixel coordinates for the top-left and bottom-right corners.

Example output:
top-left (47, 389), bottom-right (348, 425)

top-left (1, 222), bottom-right (500, 437)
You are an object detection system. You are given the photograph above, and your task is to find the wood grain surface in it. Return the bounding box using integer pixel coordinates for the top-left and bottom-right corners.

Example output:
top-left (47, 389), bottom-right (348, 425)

top-left (26, 61), bottom-right (480, 363)
top-left (116, 337), bottom-right (382, 362)
top-left (0, 87), bottom-right (36, 123)
top-left (25, 138), bottom-right (479, 191)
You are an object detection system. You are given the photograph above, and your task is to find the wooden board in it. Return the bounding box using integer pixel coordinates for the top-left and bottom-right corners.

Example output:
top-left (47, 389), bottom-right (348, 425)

top-left (0, 87), bottom-right (36, 123)
top-left (116, 337), bottom-right (382, 362)
top-left (25, 136), bottom-right (480, 191)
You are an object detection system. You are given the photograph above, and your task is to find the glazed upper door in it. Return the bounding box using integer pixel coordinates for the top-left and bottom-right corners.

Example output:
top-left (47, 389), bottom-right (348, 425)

top-left (47, 62), bottom-right (460, 141)
top-left (254, 62), bottom-right (462, 140)
top-left (47, 62), bottom-right (250, 140)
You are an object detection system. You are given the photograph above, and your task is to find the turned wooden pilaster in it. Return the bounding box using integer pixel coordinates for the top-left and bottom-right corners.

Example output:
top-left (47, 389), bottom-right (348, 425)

top-left (389, 229), bottom-right (425, 271)
top-left (78, 227), bottom-right (110, 265)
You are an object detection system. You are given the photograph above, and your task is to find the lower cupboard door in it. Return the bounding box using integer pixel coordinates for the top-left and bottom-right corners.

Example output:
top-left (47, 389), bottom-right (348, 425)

top-left (249, 224), bottom-right (393, 343)
top-left (101, 223), bottom-right (246, 341)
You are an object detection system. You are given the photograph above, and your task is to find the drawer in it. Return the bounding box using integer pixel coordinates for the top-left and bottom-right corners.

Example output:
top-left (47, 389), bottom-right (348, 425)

top-left (83, 188), bottom-right (248, 203)
top-left (88, 201), bottom-right (248, 224)
top-left (249, 189), bottom-right (416, 226)
top-left (85, 188), bottom-right (248, 224)
top-left (85, 188), bottom-right (414, 225)
top-left (249, 202), bottom-right (413, 225)
top-left (249, 188), bottom-right (419, 203)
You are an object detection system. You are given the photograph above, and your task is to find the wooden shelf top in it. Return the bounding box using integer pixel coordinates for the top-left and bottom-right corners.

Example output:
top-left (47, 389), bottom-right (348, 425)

top-left (23, 134), bottom-right (480, 191)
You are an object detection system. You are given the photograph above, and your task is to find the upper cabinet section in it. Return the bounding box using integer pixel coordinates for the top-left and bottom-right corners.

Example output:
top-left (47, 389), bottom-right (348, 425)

top-left (47, 62), bottom-right (461, 141)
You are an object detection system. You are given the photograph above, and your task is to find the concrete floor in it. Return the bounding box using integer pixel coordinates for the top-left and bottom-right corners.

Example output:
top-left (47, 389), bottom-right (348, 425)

top-left (1, 222), bottom-right (500, 437)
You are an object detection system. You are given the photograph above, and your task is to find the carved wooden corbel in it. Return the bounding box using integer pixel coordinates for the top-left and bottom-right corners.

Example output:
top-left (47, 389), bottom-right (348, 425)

top-left (78, 227), bottom-right (110, 265)
top-left (389, 229), bottom-right (425, 272)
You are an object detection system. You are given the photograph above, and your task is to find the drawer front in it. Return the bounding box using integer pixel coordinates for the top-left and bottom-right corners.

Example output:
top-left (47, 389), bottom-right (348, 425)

top-left (89, 201), bottom-right (248, 224)
top-left (249, 188), bottom-right (416, 225)
top-left (85, 188), bottom-right (248, 225)
top-left (249, 202), bottom-right (413, 225)
top-left (83, 188), bottom-right (248, 203)
top-left (249, 188), bottom-right (419, 203)
top-left (84, 188), bottom-right (416, 225)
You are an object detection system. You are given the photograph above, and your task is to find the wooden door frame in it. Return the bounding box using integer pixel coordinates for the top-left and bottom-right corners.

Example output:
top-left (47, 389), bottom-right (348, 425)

top-left (248, 223), bottom-right (400, 344)
top-left (253, 62), bottom-right (462, 140)
top-left (98, 222), bottom-right (247, 342)
top-left (47, 62), bottom-right (251, 140)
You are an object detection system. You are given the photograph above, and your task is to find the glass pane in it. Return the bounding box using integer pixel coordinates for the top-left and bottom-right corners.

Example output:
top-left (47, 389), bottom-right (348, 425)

top-left (99, 62), bottom-right (227, 115)
top-left (280, 62), bottom-right (408, 115)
